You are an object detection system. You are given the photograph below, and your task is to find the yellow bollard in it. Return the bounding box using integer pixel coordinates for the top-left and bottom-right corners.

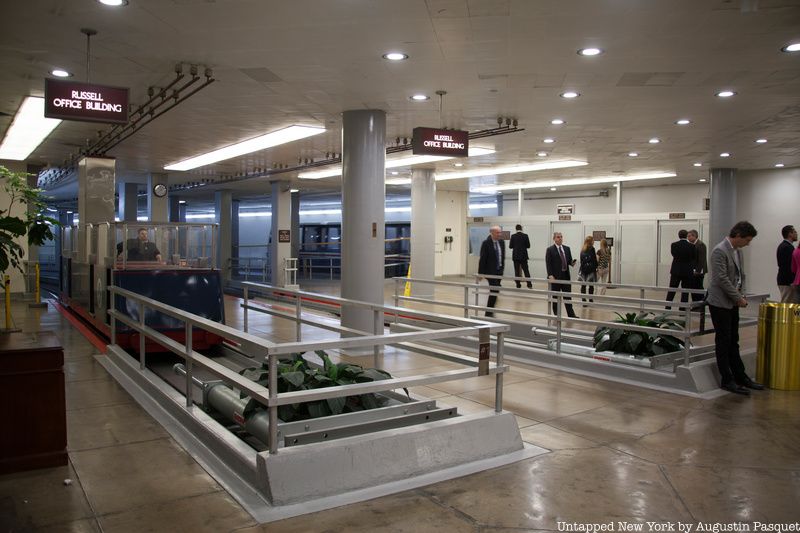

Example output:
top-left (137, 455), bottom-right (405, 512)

top-left (4, 274), bottom-right (10, 330)
top-left (29, 262), bottom-right (47, 308)
top-left (403, 264), bottom-right (412, 297)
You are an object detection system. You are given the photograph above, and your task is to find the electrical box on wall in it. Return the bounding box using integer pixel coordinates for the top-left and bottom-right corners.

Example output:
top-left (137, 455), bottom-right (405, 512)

top-left (703, 198), bottom-right (710, 211)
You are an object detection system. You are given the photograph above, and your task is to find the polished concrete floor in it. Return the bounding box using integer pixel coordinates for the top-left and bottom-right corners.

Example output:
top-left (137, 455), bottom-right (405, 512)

top-left (1, 281), bottom-right (796, 532)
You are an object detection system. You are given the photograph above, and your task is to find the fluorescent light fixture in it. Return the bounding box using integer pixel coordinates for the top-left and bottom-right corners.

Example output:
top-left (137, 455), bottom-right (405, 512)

top-left (436, 159), bottom-right (588, 182)
top-left (550, 187), bottom-right (557, 191)
top-left (137, 216), bottom-right (149, 222)
top-left (164, 125), bottom-right (325, 171)
top-left (410, 94), bottom-right (429, 101)
top-left (716, 90), bottom-right (736, 98)
top-left (755, 138), bottom-right (768, 144)
top-left (98, 0), bottom-right (128, 5)
top-left (453, 162), bottom-right (463, 167)
top-left (578, 47), bottom-right (603, 56)
top-left (675, 119), bottom-right (691, 125)
top-left (560, 91), bottom-right (580, 99)
top-left (51, 69), bottom-right (72, 78)
top-left (550, 118), bottom-right (565, 125)
top-left (390, 171), bottom-right (399, 175)
top-left (693, 162), bottom-right (702, 167)
top-left (178, 200), bottom-right (187, 204)
top-left (543, 138), bottom-right (555, 144)
top-left (537, 152), bottom-right (548, 157)
top-left (628, 152), bottom-right (638, 157)
top-left (298, 147), bottom-right (495, 180)
top-left (471, 171), bottom-right (676, 193)
top-left (469, 203), bottom-right (498, 210)
top-left (720, 152), bottom-right (730, 157)
top-left (699, 178), bottom-right (707, 182)
top-left (289, 188), bottom-right (299, 193)
top-left (775, 163), bottom-right (785, 167)
top-left (185, 213), bottom-right (216, 219)
top-left (782, 43), bottom-right (800, 53)
top-left (382, 52), bottom-right (408, 61)
top-left (0, 97), bottom-right (62, 160)
top-left (385, 178), bottom-right (412, 185)
top-left (648, 138), bottom-right (660, 144)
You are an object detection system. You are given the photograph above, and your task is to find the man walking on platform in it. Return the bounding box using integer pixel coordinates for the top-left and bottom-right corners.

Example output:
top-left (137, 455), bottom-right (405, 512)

top-left (707, 221), bottom-right (763, 396)
top-left (776, 224), bottom-right (797, 302)
top-left (478, 225), bottom-right (505, 317)
top-left (509, 224), bottom-right (533, 289)
top-left (666, 229), bottom-right (698, 308)
top-left (687, 229), bottom-right (707, 303)
top-left (545, 232), bottom-right (577, 318)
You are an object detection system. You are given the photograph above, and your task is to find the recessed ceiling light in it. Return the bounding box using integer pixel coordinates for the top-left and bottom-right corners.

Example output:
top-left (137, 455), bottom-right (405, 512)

top-left (720, 152), bottom-right (731, 157)
top-left (453, 162), bottom-right (464, 167)
top-left (577, 47), bottom-right (603, 56)
top-left (97, 0), bottom-right (128, 5)
top-left (537, 152), bottom-right (548, 157)
top-left (716, 90), bottom-right (736, 98)
top-left (693, 162), bottom-right (702, 167)
top-left (410, 94), bottom-right (429, 101)
top-left (675, 119), bottom-right (691, 125)
top-left (648, 138), bottom-right (660, 144)
top-left (550, 187), bottom-right (558, 191)
top-left (50, 69), bottom-right (72, 78)
top-left (178, 200), bottom-right (186, 204)
top-left (781, 43), bottom-right (800, 53)
top-left (560, 91), bottom-right (580, 99)
top-left (550, 118), bottom-right (565, 125)
top-left (289, 188), bottom-right (299, 193)
top-left (775, 163), bottom-right (785, 167)
top-left (628, 152), bottom-right (639, 157)
top-left (543, 138), bottom-right (555, 144)
top-left (0, 97), bottom-right (62, 160)
top-left (382, 52), bottom-right (408, 61)
top-left (699, 178), bottom-right (707, 182)
top-left (164, 125), bottom-right (325, 171)
top-left (755, 138), bottom-right (768, 144)
top-left (390, 171), bottom-right (399, 175)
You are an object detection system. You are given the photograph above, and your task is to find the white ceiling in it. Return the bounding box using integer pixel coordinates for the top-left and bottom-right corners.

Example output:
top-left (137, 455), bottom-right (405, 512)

top-left (1, 0), bottom-right (799, 202)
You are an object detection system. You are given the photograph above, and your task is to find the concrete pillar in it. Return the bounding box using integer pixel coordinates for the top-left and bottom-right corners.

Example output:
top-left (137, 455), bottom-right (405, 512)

top-left (291, 191), bottom-right (300, 260)
top-left (118, 181), bottom-right (138, 222)
top-left (215, 190), bottom-right (232, 278)
top-left (411, 168), bottom-right (435, 298)
top-left (78, 157), bottom-right (116, 260)
top-left (709, 168), bottom-right (737, 248)
top-left (169, 195), bottom-right (181, 222)
top-left (270, 181), bottom-right (292, 287)
top-left (147, 172), bottom-right (168, 223)
top-left (341, 109), bottom-right (386, 336)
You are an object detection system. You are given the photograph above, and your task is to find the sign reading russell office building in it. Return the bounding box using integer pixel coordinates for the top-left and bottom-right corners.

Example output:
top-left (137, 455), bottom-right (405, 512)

top-left (412, 127), bottom-right (469, 157)
top-left (44, 78), bottom-right (129, 124)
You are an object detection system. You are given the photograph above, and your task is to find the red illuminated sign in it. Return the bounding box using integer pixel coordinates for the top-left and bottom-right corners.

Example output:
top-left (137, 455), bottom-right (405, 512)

top-left (412, 127), bottom-right (469, 157)
top-left (44, 78), bottom-right (129, 124)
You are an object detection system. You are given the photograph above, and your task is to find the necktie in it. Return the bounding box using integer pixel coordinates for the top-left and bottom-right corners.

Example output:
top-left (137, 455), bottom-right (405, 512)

top-left (494, 240), bottom-right (501, 269)
top-left (559, 246), bottom-right (567, 270)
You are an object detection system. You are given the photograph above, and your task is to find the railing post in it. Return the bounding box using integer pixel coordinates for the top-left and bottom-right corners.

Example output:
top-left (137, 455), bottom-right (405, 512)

top-left (474, 278), bottom-right (480, 316)
top-left (295, 294), bottom-right (302, 342)
top-left (683, 303), bottom-right (691, 367)
top-left (373, 308), bottom-right (381, 369)
top-left (243, 286), bottom-right (249, 334)
top-left (393, 278), bottom-right (399, 307)
top-left (640, 288), bottom-right (646, 313)
top-left (268, 352), bottom-right (278, 455)
top-left (139, 301), bottom-right (146, 370)
top-left (463, 285), bottom-right (470, 318)
top-left (495, 331), bottom-right (504, 413)
top-left (556, 293), bottom-right (563, 353)
top-left (185, 321), bottom-right (193, 408)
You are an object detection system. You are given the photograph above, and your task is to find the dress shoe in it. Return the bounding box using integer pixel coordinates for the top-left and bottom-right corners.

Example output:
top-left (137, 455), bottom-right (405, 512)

top-left (741, 379), bottom-right (765, 390)
top-left (485, 312), bottom-right (494, 318)
top-left (721, 383), bottom-right (750, 396)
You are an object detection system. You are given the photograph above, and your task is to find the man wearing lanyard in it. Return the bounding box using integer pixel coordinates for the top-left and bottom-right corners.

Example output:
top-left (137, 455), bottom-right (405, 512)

top-left (707, 221), bottom-right (763, 395)
top-left (545, 232), bottom-right (578, 318)
top-left (478, 225), bottom-right (505, 317)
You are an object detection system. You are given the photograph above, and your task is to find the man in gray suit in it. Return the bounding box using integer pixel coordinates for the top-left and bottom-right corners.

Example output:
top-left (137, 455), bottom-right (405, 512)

top-left (707, 221), bottom-right (763, 395)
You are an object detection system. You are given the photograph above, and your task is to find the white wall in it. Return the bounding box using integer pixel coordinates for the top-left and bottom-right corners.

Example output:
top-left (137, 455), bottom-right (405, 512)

top-left (621, 183), bottom-right (710, 214)
top-left (0, 160), bottom-right (29, 293)
top-left (435, 190), bottom-right (467, 276)
top-left (736, 167), bottom-right (800, 301)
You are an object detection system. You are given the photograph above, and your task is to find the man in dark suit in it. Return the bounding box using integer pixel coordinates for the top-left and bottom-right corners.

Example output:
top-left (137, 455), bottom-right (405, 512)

top-left (116, 227), bottom-right (162, 262)
top-left (545, 232), bottom-right (577, 318)
top-left (665, 229), bottom-right (698, 308)
top-left (509, 224), bottom-right (532, 289)
top-left (478, 225), bottom-right (505, 317)
top-left (777, 224), bottom-right (797, 302)
top-left (687, 229), bottom-right (707, 303)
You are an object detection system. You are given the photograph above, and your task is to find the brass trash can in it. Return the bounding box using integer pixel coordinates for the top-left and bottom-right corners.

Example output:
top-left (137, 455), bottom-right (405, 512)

top-left (756, 302), bottom-right (800, 390)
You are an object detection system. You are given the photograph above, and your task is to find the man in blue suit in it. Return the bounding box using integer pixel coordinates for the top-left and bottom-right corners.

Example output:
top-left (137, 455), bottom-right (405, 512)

top-left (545, 232), bottom-right (577, 318)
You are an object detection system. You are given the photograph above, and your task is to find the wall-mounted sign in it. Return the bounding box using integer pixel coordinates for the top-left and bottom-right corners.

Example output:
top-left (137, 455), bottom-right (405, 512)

top-left (557, 203), bottom-right (575, 215)
top-left (278, 229), bottom-right (291, 243)
top-left (473, 217), bottom-right (484, 223)
top-left (669, 212), bottom-right (686, 219)
top-left (593, 230), bottom-right (606, 241)
top-left (606, 237), bottom-right (614, 247)
top-left (559, 214), bottom-right (572, 221)
top-left (44, 78), bottom-right (129, 124)
top-left (500, 230), bottom-right (511, 240)
top-left (412, 127), bottom-right (468, 157)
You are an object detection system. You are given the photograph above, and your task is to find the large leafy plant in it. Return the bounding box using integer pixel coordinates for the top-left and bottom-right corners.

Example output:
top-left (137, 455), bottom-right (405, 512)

top-left (593, 312), bottom-right (684, 356)
top-left (0, 166), bottom-right (58, 273)
top-left (239, 350), bottom-right (403, 422)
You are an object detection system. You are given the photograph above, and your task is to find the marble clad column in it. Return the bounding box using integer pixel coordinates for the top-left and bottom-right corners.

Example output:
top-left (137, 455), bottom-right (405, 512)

top-left (78, 156), bottom-right (116, 261)
top-left (291, 191), bottom-right (300, 260)
top-left (410, 168), bottom-right (435, 298)
top-left (270, 181), bottom-right (292, 287)
top-left (341, 109), bottom-right (386, 338)
top-left (709, 168), bottom-right (737, 247)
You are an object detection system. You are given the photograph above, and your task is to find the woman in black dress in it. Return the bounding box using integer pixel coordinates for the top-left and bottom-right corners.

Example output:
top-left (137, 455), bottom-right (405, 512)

top-left (579, 235), bottom-right (598, 304)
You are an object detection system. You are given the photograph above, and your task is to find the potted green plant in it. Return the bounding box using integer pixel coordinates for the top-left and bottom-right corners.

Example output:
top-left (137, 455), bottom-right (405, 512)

top-left (593, 312), bottom-right (685, 356)
top-left (0, 166), bottom-right (58, 273)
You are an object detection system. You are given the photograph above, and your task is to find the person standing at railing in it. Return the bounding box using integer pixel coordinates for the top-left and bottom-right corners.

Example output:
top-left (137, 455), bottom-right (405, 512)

top-left (509, 224), bottom-right (532, 289)
top-left (665, 229), bottom-right (698, 309)
top-left (578, 235), bottom-right (598, 305)
top-left (776, 224), bottom-right (797, 302)
top-left (707, 221), bottom-right (763, 396)
top-left (545, 232), bottom-right (577, 318)
top-left (596, 238), bottom-right (611, 295)
top-left (478, 225), bottom-right (505, 318)
top-left (687, 229), bottom-right (708, 304)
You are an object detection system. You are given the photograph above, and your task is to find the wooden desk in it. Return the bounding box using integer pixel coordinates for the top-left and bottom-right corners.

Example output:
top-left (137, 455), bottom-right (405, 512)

top-left (0, 331), bottom-right (67, 474)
